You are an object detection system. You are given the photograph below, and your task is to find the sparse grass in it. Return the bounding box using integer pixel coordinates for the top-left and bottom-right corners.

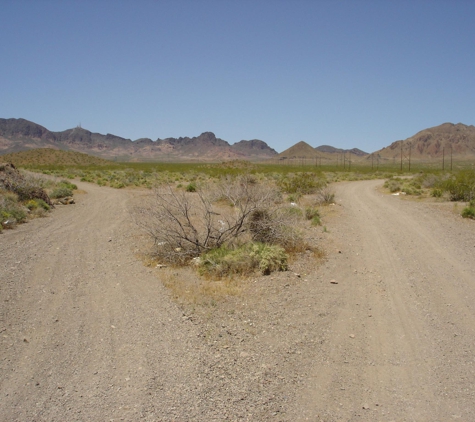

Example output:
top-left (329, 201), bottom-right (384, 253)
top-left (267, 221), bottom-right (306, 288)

top-left (305, 207), bottom-right (321, 225)
top-left (159, 267), bottom-right (243, 306)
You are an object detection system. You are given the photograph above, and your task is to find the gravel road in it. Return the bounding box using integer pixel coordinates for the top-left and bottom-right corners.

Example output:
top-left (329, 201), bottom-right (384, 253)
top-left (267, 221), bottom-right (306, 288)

top-left (1, 179), bottom-right (474, 421)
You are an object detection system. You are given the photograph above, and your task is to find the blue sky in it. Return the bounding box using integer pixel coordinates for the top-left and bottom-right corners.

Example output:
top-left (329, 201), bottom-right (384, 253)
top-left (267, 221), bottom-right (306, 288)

top-left (1, 0), bottom-right (474, 153)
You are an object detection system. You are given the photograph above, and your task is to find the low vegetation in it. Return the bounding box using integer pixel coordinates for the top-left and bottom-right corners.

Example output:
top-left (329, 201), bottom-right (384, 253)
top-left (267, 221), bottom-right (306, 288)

top-left (135, 174), bottom-right (327, 278)
top-left (198, 243), bottom-right (288, 277)
top-left (0, 148), bottom-right (112, 167)
top-left (3, 149), bottom-right (473, 277)
top-left (0, 163), bottom-right (76, 232)
top-left (383, 169), bottom-right (475, 218)
top-left (462, 200), bottom-right (475, 219)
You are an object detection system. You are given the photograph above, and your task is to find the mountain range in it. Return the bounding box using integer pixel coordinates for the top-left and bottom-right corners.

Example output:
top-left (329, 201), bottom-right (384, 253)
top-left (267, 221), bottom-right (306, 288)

top-left (0, 118), bottom-right (277, 162)
top-left (1, 118), bottom-right (475, 163)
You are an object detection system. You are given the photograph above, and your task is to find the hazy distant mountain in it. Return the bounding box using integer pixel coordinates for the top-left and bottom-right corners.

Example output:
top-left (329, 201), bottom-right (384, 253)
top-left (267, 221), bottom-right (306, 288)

top-left (277, 141), bottom-right (368, 166)
top-left (373, 122), bottom-right (475, 160)
top-left (316, 145), bottom-right (368, 156)
top-left (0, 118), bottom-right (277, 162)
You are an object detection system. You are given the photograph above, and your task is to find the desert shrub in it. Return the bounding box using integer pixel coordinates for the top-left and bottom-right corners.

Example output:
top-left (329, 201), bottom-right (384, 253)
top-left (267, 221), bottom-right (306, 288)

top-left (461, 206), bottom-right (475, 219)
top-left (185, 182), bottom-right (197, 192)
top-left (247, 206), bottom-right (305, 252)
top-left (315, 187), bottom-right (335, 204)
top-left (281, 206), bottom-right (304, 219)
top-left (0, 192), bottom-right (27, 228)
top-left (384, 178), bottom-right (402, 193)
top-left (277, 172), bottom-right (326, 195)
top-left (26, 199), bottom-right (39, 210)
top-left (59, 180), bottom-right (77, 190)
top-left (402, 187), bottom-right (422, 196)
top-left (25, 198), bottom-right (50, 211)
top-left (305, 206), bottom-right (320, 219)
top-left (135, 175), bottom-right (282, 265)
top-left (462, 199), bottom-right (475, 219)
top-left (30, 206), bottom-right (48, 218)
top-left (50, 186), bottom-right (73, 198)
top-left (420, 173), bottom-right (443, 189)
top-left (199, 242), bottom-right (287, 277)
top-left (1, 171), bottom-right (52, 204)
top-left (305, 207), bottom-right (321, 225)
top-left (431, 188), bottom-right (443, 198)
top-left (311, 215), bottom-right (321, 226)
top-left (287, 193), bottom-right (302, 203)
top-left (441, 170), bottom-right (475, 202)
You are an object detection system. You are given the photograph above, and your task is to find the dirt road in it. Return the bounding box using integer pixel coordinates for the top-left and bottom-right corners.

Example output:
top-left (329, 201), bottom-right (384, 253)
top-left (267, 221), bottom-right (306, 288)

top-left (1, 179), bottom-right (475, 421)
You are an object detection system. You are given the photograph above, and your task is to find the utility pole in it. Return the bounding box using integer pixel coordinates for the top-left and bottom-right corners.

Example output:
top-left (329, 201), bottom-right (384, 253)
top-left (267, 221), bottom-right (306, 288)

top-left (400, 141), bottom-right (403, 171)
top-left (442, 148), bottom-right (445, 170)
top-left (408, 142), bottom-right (412, 171)
top-left (450, 145), bottom-right (453, 171)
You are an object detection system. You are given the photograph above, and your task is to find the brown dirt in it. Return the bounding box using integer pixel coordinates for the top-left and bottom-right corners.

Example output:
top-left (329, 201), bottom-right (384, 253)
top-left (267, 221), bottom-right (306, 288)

top-left (1, 179), bottom-right (475, 421)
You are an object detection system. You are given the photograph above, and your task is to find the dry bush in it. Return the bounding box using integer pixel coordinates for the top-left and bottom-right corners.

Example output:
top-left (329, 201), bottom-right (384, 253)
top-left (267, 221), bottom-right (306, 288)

top-left (135, 175), bottom-right (284, 265)
top-left (248, 207), bottom-right (305, 252)
top-left (314, 186), bottom-right (336, 205)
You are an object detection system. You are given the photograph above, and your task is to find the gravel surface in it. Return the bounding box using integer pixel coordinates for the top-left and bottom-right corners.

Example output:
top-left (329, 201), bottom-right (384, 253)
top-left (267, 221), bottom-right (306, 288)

top-left (1, 179), bottom-right (475, 421)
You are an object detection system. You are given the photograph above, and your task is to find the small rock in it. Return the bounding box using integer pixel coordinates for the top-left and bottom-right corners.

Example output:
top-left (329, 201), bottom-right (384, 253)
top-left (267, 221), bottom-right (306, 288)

top-left (330, 280), bottom-right (338, 284)
top-left (349, 334), bottom-right (355, 338)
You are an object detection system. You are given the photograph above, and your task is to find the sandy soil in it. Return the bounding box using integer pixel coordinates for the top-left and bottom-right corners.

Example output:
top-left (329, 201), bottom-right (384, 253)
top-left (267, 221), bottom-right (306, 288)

top-left (1, 179), bottom-right (475, 421)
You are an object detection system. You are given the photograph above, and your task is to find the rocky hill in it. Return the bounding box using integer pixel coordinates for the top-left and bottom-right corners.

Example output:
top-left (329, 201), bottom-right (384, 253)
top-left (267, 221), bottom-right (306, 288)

top-left (373, 123), bottom-right (475, 161)
top-left (0, 118), bottom-right (277, 162)
top-left (278, 141), bottom-right (319, 159)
